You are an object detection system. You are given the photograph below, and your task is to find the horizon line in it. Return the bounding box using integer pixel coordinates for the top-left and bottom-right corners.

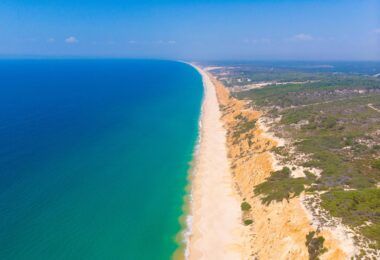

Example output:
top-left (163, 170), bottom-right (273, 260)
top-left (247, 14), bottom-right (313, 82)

top-left (0, 55), bottom-right (380, 63)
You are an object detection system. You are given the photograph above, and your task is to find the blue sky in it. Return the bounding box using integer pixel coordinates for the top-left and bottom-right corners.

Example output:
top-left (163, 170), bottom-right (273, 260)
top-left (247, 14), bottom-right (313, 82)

top-left (1, 0), bottom-right (379, 60)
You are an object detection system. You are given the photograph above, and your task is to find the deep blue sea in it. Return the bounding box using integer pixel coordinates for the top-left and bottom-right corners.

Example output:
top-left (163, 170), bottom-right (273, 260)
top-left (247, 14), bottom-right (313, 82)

top-left (0, 59), bottom-right (203, 259)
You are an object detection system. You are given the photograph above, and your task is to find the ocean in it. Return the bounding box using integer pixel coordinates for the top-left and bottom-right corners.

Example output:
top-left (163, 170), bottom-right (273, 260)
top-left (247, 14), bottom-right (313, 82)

top-left (0, 59), bottom-right (203, 259)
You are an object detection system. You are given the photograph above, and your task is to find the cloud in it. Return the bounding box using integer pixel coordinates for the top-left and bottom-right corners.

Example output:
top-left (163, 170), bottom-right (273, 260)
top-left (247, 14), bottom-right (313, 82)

top-left (373, 28), bottom-right (380, 34)
top-left (47, 38), bottom-right (55, 43)
top-left (65, 36), bottom-right (78, 44)
top-left (290, 33), bottom-right (314, 41)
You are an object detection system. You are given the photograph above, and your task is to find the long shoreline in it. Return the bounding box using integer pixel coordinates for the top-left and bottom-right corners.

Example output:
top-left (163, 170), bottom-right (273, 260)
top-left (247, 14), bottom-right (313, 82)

top-left (173, 63), bottom-right (205, 260)
top-left (177, 62), bottom-right (356, 259)
top-left (184, 64), bottom-right (243, 259)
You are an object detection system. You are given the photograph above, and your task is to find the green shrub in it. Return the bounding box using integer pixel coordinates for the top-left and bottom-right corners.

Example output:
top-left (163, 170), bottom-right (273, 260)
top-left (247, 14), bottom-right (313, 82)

top-left (305, 231), bottom-right (328, 260)
top-left (254, 167), bottom-right (310, 205)
top-left (241, 201), bottom-right (252, 211)
top-left (281, 108), bottom-right (314, 124)
top-left (320, 116), bottom-right (337, 129)
top-left (232, 115), bottom-right (257, 142)
top-left (243, 219), bottom-right (253, 226)
top-left (362, 223), bottom-right (380, 249)
top-left (372, 159), bottom-right (380, 170)
top-left (304, 170), bottom-right (316, 181)
top-left (271, 146), bottom-right (286, 156)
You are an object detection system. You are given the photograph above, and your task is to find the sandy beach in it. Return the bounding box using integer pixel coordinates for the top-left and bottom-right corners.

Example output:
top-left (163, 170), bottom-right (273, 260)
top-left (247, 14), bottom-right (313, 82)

top-left (187, 65), bottom-right (243, 259)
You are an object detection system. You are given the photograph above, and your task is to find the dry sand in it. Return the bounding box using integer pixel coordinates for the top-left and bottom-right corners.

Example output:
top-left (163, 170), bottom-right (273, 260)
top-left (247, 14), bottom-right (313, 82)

top-left (187, 65), bottom-right (243, 259)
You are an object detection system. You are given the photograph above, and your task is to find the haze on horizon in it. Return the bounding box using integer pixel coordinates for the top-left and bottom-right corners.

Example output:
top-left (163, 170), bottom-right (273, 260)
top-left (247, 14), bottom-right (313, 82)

top-left (1, 0), bottom-right (380, 60)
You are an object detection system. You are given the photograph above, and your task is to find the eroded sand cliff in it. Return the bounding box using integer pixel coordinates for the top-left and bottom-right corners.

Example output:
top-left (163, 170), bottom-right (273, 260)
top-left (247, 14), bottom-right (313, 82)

top-left (212, 76), bottom-right (348, 260)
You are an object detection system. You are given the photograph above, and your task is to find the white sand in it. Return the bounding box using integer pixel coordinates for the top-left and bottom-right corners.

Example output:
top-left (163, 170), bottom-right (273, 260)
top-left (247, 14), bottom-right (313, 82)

top-left (187, 64), bottom-right (243, 259)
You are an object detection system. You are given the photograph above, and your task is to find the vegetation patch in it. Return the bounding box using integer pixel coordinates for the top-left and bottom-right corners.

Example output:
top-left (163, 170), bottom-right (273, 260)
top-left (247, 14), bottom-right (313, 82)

top-left (281, 108), bottom-right (314, 125)
top-left (212, 62), bottom-right (380, 253)
top-left (243, 219), bottom-right (253, 226)
top-left (298, 133), bottom-right (379, 190)
top-left (241, 201), bottom-right (252, 211)
top-left (305, 231), bottom-right (328, 260)
top-left (235, 76), bottom-right (380, 108)
top-left (232, 114), bottom-right (257, 142)
top-left (372, 159), bottom-right (380, 170)
top-left (254, 167), bottom-right (311, 205)
top-left (321, 189), bottom-right (380, 249)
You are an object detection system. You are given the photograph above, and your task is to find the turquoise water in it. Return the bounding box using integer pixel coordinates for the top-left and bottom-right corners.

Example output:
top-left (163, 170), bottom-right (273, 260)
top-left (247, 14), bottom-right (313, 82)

top-left (0, 60), bottom-right (202, 259)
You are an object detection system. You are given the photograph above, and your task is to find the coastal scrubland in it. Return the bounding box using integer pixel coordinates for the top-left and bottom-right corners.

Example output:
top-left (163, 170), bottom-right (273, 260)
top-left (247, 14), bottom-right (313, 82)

top-left (210, 73), bottom-right (345, 259)
top-left (207, 62), bottom-right (380, 258)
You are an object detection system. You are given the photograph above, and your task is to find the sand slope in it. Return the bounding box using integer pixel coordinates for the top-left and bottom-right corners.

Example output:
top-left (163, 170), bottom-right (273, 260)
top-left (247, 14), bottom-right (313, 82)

top-left (212, 76), bottom-right (349, 260)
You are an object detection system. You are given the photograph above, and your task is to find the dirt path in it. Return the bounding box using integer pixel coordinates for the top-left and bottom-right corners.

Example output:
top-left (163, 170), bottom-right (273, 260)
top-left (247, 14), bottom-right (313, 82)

top-left (368, 103), bottom-right (380, 113)
top-left (279, 95), bottom-right (374, 111)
